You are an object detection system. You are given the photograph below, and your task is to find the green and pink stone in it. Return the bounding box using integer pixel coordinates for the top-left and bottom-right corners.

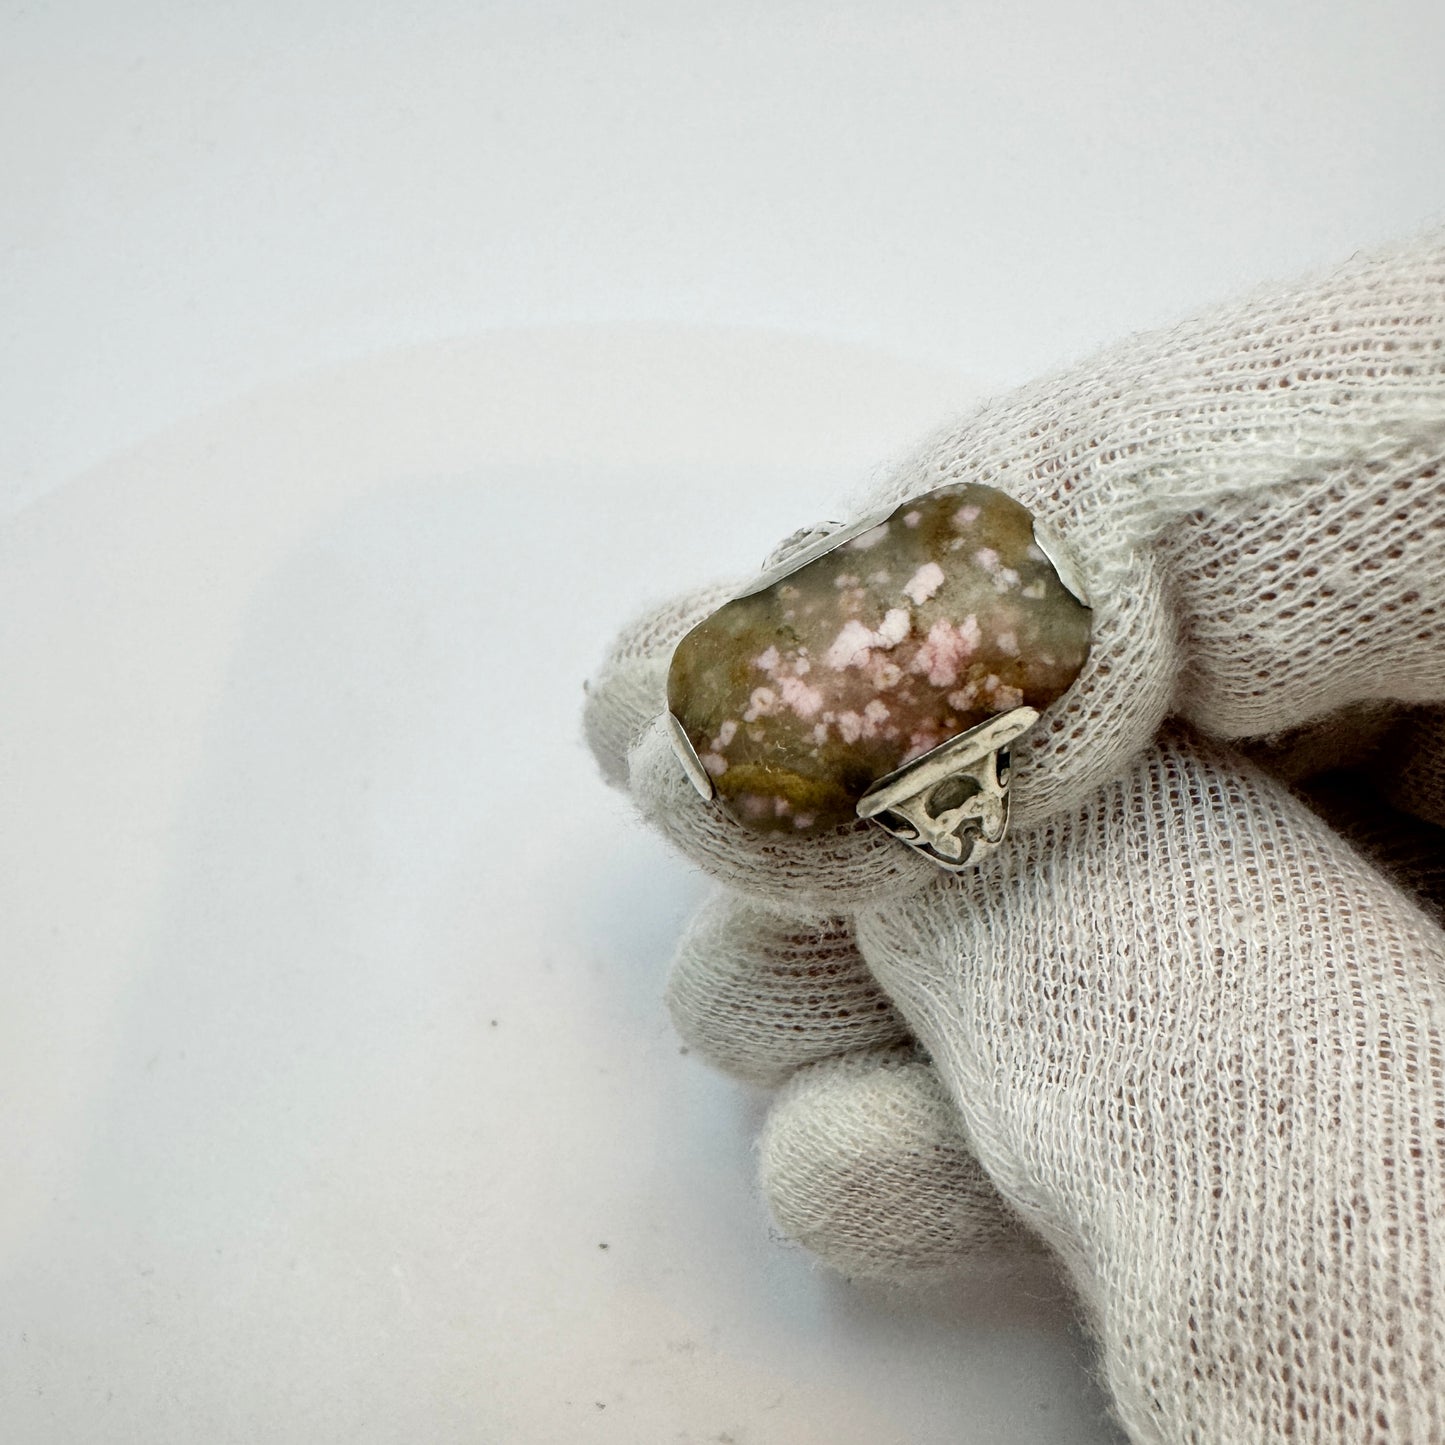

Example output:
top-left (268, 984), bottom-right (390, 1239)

top-left (666, 483), bottom-right (1092, 835)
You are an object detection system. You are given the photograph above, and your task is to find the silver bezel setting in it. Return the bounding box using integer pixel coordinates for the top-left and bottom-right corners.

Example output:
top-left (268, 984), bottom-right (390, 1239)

top-left (1030, 518), bottom-right (1091, 607)
top-left (666, 711), bottom-right (716, 801)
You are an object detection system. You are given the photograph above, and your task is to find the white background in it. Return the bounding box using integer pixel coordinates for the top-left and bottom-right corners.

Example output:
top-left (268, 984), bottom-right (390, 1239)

top-left (2, 3), bottom-right (1442, 1441)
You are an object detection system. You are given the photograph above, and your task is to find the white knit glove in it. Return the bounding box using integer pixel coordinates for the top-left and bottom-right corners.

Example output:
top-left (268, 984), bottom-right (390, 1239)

top-left (584, 233), bottom-right (1445, 1443)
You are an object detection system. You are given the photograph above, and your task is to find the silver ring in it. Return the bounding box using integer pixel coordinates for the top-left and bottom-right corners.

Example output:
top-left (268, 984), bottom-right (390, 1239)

top-left (665, 483), bottom-right (1092, 870)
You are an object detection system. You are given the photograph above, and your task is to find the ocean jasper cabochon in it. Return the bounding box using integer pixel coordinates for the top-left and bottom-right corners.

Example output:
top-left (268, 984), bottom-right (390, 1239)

top-left (666, 483), bottom-right (1092, 834)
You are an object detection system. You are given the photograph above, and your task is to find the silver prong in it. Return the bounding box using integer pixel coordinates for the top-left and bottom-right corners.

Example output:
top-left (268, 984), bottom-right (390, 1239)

top-left (1029, 519), bottom-right (1091, 608)
top-left (666, 712), bottom-right (716, 801)
top-left (758, 519), bottom-right (847, 576)
top-left (733, 507), bottom-right (895, 599)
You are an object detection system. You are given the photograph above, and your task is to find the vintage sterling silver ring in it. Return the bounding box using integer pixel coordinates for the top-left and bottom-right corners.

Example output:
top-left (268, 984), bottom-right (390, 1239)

top-left (664, 482), bottom-right (1092, 871)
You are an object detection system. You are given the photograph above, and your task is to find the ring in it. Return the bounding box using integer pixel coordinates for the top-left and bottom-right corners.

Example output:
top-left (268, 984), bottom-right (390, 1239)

top-left (665, 482), bottom-right (1092, 870)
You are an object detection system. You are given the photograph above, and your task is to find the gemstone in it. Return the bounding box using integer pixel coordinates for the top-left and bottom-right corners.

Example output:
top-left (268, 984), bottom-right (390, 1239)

top-left (666, 483), bottom-right (1092, 834)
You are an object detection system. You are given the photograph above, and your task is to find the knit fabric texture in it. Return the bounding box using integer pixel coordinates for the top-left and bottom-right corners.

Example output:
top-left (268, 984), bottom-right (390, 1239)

top-left (862, 731), bottom-right (1445, 1442)
top-left (583, 231), bottom-right (1445, 1443)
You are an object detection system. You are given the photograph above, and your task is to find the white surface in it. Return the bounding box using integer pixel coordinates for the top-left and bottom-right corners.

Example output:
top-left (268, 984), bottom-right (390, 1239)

top-left (5, 0), bottom-right (1445, 515)
top-left (2, 4), bottom-right (1442, 1441)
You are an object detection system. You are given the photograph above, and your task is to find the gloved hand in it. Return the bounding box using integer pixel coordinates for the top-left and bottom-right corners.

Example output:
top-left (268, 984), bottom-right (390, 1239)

top-left (584, 232), bottom-right (1445, 1443)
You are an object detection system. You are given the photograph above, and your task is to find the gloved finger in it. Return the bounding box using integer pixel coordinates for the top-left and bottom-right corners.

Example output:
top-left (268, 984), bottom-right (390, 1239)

top-left (666, 891), bottom-right (908, 1087)
top-left (595, 233), bottom-right (1444, 906)
top-left (1164, 448), bottom-right (1445, 741)
top-left (857, 731), bottom-right (1445, 1440)
top-left (759, 1047), bottom-right (1047, 1282)
top-left (583, 581), bottom-right (736, 789)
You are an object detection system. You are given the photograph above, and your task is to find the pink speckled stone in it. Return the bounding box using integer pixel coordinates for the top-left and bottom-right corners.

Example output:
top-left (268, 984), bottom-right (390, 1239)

top-left (667, 483), bottom-right (1091, 834)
